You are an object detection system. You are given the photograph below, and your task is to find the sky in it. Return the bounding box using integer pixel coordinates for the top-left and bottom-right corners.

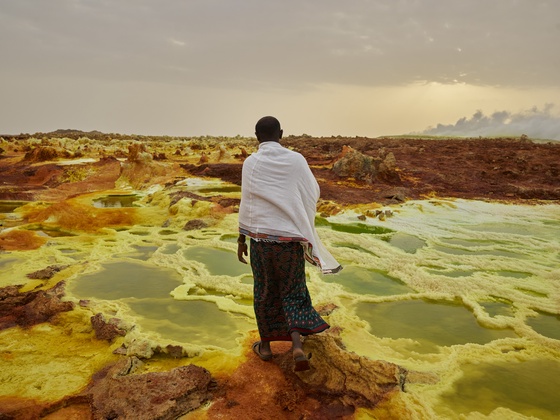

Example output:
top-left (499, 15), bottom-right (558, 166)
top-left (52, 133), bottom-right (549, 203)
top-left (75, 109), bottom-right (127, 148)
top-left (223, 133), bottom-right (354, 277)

top-left (1, 0), bottom-right (560, 139)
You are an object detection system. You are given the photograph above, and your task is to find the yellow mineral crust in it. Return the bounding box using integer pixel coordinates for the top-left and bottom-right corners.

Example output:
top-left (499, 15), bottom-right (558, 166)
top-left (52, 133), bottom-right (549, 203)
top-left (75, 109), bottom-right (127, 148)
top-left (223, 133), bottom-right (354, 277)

top-left (0, 310), bottom-right (119, 402)
top-left (0, 151), bottom-right (558, 420)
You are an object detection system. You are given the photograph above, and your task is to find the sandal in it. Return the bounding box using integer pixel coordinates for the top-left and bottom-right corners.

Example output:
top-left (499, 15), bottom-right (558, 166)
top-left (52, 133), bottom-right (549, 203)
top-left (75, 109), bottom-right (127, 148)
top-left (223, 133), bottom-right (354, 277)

top-left (294, 352), bottom-right (312, 372)
top-left (252, 341), bottom-right (273, 361)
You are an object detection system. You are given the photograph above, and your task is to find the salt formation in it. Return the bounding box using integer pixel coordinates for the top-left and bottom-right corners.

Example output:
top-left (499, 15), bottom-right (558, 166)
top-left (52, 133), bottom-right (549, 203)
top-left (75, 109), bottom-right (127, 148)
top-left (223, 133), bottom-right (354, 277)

top-left (0, 133), bottom-right (559, 418)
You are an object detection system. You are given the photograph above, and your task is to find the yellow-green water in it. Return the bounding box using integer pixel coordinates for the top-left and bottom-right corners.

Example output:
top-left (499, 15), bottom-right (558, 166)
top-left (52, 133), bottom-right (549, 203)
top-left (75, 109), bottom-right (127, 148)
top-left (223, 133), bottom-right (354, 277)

top-left (2, 194), bottom-right (559, 418)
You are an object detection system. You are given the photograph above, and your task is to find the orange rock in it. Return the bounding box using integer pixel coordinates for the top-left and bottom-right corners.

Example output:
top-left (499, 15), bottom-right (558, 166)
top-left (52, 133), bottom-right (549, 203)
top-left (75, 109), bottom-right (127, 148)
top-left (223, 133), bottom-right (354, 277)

top-left (0, 229), bottom-right (47, 251)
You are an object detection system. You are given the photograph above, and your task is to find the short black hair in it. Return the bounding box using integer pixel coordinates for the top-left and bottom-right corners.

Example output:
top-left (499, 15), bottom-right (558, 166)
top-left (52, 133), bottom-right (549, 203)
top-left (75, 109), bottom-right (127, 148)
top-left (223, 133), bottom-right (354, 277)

top-left (255, 116), bottom-right (281, 141)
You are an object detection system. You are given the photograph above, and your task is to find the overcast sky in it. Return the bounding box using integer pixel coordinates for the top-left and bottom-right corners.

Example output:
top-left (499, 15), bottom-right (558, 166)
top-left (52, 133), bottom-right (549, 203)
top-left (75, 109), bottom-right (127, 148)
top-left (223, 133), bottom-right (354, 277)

top-left (1, 0), bottom-right (559, 138)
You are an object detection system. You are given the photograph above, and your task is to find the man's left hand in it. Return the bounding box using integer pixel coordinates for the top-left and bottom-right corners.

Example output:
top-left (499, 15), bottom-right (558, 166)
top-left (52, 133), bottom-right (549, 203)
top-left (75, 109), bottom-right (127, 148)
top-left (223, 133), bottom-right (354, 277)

top-left (237, 242), bottom-right (248, 264)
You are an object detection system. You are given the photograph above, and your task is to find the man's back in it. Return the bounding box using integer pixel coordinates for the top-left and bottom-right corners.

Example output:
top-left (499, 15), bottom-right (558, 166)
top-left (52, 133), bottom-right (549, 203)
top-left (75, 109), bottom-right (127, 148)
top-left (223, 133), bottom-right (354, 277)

top-left (239, 141), bottom-right (319, 238)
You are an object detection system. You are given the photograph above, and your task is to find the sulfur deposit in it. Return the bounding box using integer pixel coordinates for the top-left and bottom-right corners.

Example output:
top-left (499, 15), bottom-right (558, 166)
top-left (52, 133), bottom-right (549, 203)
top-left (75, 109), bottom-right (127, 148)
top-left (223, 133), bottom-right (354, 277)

top-left (0, 132), bottom-right (559, 419)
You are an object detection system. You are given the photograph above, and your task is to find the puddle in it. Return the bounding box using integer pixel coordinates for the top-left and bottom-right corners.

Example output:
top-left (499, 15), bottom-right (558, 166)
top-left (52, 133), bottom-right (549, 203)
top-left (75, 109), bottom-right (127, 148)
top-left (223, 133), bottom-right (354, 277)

top-left (527, 311), bottom-right (560, 340)
top-left (183, 247), bottom-right (252, 277)
top-left (480, 301), bottom-right (514, 317)
top-left (315, 218), bottom-right (394, 235)
top-left (127, 299), bottom-right (251, 348)
top-left (384, 232), bottom-right (426, 254)
top-left (161, 244), bottom-right (181, 255)
top-left (70, 261), bottom-right (183, 300)
top-left (0, 201), bottom-right (30, 213)
top-left (516, 288), bottom-right (548, 298)
top-left (438, 359), bottom-right (560, 419)
top-left (129, 231), bottom-right (151, 236)
top-left (356, 299), bottom-right (517, 353)
top-left (92, 195), bottom-right (139, 208)
top-left (127, 245), bottom-right (159, 260)
top-left (492, 270), bottom-right (533, 279)
top-left (433, 245), bottom-right (524, 258)
top-left (69, 260), bottom-right (254, 349)
top-left (219, 234), bottom-right (238, 244)
top-left (323, 265), bottom-right (413, 296)
top-left (425, 268), bottom-right (476, 278)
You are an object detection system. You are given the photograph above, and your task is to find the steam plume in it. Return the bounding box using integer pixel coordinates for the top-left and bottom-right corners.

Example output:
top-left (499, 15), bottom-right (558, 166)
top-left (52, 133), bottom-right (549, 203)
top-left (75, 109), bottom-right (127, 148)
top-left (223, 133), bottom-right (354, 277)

top-left (420, 104), bottom-right (560, 141)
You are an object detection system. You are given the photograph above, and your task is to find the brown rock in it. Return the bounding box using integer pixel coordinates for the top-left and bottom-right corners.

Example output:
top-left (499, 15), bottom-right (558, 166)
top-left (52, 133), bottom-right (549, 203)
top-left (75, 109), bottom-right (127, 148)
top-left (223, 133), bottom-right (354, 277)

top-left (27, 357), bottom-right (214, 419)
top-left (85, 358), bottom-right (213, 420)
top-left (210, 332), bottom-right (409, 419)
top-left (127, 142), bottom-right (148, 162)
top-left (22, 146), bottom-right (62, 162)
top-left (277, 334), bottom-right (406, 408)
top-left (332, 146), bottom-right (378, 181)
top-left (198, 152), bottom-right (209, 164)
top-left (381, 187), bottom-right (408, 202)
top-left (183, 219), bottom-right (208, 231)
top-left (0, 281), bottom-right (74, 330)
top-left (164, 344), bottom-right (184, 359)
top-left (90, 313), bottom-right (127, 342)
top-left (26, 264), bottom-right (69, 280)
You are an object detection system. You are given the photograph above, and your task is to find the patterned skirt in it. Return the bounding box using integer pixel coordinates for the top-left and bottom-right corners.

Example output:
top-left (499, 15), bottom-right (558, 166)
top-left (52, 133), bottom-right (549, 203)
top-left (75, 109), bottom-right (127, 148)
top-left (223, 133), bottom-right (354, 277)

top-left (250, 239), bottom-right (329, 342)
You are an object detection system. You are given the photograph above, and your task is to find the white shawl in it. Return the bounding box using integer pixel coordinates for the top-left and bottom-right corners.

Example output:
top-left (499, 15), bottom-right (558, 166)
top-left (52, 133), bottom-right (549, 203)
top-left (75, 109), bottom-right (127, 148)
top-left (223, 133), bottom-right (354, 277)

top-left (238, 141), bottom-right (341, 274)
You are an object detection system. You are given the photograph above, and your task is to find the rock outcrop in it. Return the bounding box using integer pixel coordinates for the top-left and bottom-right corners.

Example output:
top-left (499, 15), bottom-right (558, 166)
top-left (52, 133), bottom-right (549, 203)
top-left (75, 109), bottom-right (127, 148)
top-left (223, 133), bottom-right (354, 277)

top-left (331, 146), bottom-right (401, 185)
top-left (3, 357), bottom-right (214, 420)
top-left (209, 332), bottom-right (411, 419)
top-left (90, 313), bottom-right (127, 342)
top-left (0, 281), bottom-right (74, 329)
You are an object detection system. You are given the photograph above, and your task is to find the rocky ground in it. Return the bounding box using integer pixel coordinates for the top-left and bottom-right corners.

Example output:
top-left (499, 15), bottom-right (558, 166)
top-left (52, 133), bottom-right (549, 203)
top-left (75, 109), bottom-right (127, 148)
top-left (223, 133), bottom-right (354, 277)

top-left (1, 133), bottom-right (558, 206)
top-left (0, 132), bottom-right (558, 418)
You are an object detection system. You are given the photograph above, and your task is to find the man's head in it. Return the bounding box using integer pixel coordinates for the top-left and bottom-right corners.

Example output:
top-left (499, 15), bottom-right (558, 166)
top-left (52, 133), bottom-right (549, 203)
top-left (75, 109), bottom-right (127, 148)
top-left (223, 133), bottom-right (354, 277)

top-left (255, 116), bottom-right (283, 143)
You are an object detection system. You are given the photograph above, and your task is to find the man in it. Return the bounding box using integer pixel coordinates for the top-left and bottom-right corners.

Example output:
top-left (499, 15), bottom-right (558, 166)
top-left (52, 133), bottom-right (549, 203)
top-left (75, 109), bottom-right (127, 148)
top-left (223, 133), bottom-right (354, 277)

top-left (237, 116), bottom-right (341, 371)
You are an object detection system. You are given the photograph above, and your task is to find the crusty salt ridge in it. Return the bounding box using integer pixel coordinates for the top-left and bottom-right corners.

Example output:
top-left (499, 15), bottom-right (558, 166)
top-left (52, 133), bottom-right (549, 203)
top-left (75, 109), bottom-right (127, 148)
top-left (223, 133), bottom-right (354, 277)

top-left (0, 133), bottom-right (559, 418)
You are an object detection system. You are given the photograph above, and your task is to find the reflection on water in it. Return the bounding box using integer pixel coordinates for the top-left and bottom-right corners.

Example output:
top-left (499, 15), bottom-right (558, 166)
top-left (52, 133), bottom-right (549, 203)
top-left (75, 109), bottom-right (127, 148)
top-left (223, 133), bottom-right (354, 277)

top-left (384, 232), bottom-right (426, 253)
top-left (70, 261), bottom-right (183, 300)
top-left (183, 246), bottom-right (252, 277)
top-left (357, 299), bottom-right (517, 353)
top-left (127, 245), bottom-right (159, 260)
top-left (438, 359), bottom-right (560, 419)
top-left (480, 301), bottom-right (514, 317)
top-left (528, 311), bottom-right (560, 340)
top-left (323, 265), bottom-right (413, 296)
top-left (161, 243), bottom-right (181, 254)
top-left (127, 299), bottom-right (250, 349)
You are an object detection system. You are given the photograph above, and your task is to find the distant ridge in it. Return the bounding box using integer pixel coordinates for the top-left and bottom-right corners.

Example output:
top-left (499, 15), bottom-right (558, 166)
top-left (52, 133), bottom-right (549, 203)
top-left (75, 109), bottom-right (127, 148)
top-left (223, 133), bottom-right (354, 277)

top-left (48, 129), bottom-right (105, 136)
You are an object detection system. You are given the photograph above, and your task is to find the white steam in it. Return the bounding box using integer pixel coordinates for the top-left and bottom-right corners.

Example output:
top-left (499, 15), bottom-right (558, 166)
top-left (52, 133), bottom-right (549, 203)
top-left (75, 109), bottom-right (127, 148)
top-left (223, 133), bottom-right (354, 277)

top-left (420, 104), bottom-right (560, 140)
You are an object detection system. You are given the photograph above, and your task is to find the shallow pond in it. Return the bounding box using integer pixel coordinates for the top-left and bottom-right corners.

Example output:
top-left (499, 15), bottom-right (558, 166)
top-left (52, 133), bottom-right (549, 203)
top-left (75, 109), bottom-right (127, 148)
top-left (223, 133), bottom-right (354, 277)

top-left (357, 299), bottom-right (517, 353)
top-left (437, 359), bottom-right (560, 419)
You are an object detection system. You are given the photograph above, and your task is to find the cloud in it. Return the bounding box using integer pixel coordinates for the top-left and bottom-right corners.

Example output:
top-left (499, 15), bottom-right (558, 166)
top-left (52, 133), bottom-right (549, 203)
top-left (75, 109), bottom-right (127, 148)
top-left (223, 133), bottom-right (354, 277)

top-left (168, 38), bottom-right (186, 47)
top-left (419, 104), bottom-right (560, 140)
top-left (1, 0), bottom-right (559, 89)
